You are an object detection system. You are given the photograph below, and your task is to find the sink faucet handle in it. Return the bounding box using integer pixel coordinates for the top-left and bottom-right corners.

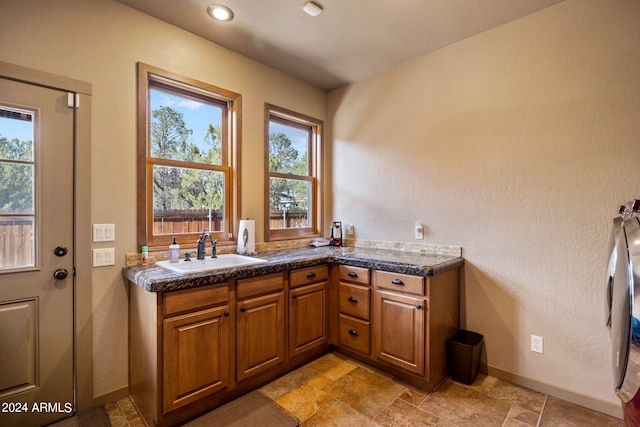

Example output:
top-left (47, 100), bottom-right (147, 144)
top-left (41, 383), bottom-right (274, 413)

top-left (184, 251), bottom-right (195, 261)
top-left (211, 239), bottom-right (218, 258)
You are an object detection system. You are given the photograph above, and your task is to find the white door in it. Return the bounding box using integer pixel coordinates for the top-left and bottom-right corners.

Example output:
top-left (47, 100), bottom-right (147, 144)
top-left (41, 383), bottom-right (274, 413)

top-left (0, 77), bottom-right (75, 426)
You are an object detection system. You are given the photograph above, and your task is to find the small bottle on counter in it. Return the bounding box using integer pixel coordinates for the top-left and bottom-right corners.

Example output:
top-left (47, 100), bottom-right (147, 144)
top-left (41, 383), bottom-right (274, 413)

top-left (141, 245), bottom-right (149, 264)
top-left (169, 237), bottom-right (180, 263)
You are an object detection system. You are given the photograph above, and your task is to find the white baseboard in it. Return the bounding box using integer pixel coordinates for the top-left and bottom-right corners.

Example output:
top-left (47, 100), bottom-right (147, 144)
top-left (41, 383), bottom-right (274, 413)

top-left (486, 365), bottom-right (623, 420)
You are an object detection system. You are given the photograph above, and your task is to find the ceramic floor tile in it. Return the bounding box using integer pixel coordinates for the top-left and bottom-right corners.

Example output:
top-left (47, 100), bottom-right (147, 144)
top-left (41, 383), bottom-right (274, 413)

top-left (504, 405), bottom-right (540, 426)
top-left (275, 383), bottom-right (335, 421)
top-left (116, 397), bottom-right (140, 421)
top-left (322, 367), bottom-right (406, 418)
top-left (259, 365), bottom-right (318, 400)
top-left (539, 396), bottom-right (624, 427)
top-left (373, 398), bottom-right (439, 427)
top-left (301, 400), bottom-right (374, 427)
top-left (306, 353), bottom-right (358, 381)
top-left (484, 379), bottom-right (546, 414)
top-left (419, 379), bottom-right (511, 426)
top-left (398, 387), bottom-right (429, 406)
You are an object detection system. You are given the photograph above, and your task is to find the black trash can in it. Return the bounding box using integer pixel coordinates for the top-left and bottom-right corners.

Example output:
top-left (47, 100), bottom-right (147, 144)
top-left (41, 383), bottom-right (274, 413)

top-left (446, 329), bottom-right (483, 385)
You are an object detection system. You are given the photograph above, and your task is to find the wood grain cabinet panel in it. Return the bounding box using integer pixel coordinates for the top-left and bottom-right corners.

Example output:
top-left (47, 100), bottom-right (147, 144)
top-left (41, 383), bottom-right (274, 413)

top-left (162, 305), bottom-right (231, 413)
top-left (290, 265), bottom-right (329, 288)
top-left (373, 289), bottom-right (426, 376)
top-left (289, 281), bottom-right (328, 357)
top-left (338, 265), bottom-right (370, 285)
top-left (236, 292), bottom-right (285, 381)
top-left (338, 314), bottom-right (371, 355)
top-left (339, 283), bottom-right (370, 320)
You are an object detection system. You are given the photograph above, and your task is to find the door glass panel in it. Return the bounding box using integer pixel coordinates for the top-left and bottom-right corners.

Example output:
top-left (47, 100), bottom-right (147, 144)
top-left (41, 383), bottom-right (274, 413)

top-left (0, 107), bottom-right (35, 270)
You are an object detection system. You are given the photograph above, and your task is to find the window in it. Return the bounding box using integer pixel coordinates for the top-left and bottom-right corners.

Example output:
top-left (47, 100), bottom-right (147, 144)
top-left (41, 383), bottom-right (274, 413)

top-left (137, 63), bottom-right (240, 248)
top-left (0, 107), bottom-right (34, 270)
top-left (265, 104), bottom-right (322, 241)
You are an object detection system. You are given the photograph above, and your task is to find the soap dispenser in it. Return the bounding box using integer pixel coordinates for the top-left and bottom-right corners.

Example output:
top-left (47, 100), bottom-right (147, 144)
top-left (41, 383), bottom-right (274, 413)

top-left (169, 237), bottom-right (180, 263)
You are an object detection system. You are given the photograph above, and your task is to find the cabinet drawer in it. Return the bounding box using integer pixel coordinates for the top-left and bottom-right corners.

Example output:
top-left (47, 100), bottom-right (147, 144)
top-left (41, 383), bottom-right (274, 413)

top-left (338, 314), bottom-right (370, 355)
top-left (237, 273), bottom-right (283, 300)
top-left (339, 283), bottom-right (370, 320)
top-left (338, 265), bottom-right (370, 285)
top-left (290, 265), bottom-right (328, 288)
top-left (375, 271), bottom-right (425, 295)
top-left (164, 284), bottom-right (228, 317)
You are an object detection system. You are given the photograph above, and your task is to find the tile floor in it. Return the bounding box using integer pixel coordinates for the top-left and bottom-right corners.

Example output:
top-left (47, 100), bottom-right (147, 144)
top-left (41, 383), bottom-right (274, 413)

top-left (105, 352), bottom-right (624, 426)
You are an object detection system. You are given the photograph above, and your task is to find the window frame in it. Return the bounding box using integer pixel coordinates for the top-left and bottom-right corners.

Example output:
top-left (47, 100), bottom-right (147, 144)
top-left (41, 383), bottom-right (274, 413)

top-left (137, 63), bottom-right (241, 249)
top-left (264, 104), bottom-right (323, 241)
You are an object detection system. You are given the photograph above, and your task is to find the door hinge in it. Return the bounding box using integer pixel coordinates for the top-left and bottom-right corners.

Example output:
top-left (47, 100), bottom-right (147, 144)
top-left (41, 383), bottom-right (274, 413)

top-left (67, 93), bottom-right (80, 109)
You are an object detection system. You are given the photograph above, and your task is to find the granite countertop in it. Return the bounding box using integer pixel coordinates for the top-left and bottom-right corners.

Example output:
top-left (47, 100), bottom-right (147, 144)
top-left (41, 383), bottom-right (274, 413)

top-left (124, 246), bottom-right (464, 293)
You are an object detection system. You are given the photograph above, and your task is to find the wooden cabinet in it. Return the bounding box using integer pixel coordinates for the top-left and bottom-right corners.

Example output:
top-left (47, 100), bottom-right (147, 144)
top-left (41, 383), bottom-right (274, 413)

top-left (374, 289), bottom-right (425, 375)
top-left (337, 265), bottom-right (371, 355)
top-left (163, 305), bottom-right (231, 413)
top-left (129, 257), bottom-right (460, 426)
top-left (236, 273), bottom-right (285, 381)
top-left (129, 282), bottom-right (233, 426)
top-left (289, 265), bottom-right (329, 357)
top-left (372, 268), bottom-right (459, 388)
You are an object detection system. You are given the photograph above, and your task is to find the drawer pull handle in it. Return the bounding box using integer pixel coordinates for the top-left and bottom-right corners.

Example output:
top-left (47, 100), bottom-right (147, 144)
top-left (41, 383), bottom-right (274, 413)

top-left (416, 305), bottom-right (422, 310)
top-left (348, 271), bottom-right (358, 278)
top-left (306, 272), bottom-right (316, 278)
top-left (391, 279), bottom-right (404, 285)
top-left (347, 296), bottom-right (358, 303)
top-left (348, 329), bottom-right (359, 336)
top-left (240, 307), bottom-right (246, 313)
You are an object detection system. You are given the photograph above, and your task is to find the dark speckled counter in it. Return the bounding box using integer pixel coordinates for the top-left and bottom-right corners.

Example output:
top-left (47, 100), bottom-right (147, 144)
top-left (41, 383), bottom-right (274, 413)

top-left (124, 246), bottom-right (464, 293)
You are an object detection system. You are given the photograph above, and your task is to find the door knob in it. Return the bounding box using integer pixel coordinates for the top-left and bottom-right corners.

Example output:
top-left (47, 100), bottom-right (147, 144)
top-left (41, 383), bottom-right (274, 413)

top-left (53, 268), bottom-right (68, 280)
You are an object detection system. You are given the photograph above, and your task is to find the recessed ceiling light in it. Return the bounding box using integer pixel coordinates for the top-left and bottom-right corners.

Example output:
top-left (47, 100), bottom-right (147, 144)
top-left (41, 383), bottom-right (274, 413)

top-left (303, 2), bottom-right (323, 17)
top-left (207, 4), bottom-right (234, 22)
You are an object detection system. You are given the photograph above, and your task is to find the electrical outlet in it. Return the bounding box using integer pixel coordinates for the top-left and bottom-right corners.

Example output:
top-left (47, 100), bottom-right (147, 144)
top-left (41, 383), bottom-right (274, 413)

top-left (415, 221), bottom-right (424, 240)
top-left (531, 335), bottom-right (543, 353)
top-left (346, 224), bottom-right (355, 236)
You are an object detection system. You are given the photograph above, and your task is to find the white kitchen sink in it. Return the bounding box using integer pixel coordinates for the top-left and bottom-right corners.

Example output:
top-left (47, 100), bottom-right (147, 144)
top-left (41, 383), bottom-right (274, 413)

top-left (156, 254), bottom-right (268, 275)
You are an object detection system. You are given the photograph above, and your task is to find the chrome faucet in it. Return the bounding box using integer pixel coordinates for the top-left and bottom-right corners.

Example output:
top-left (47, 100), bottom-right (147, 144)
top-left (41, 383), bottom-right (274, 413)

top-left (196, 229), bottom-right (218, 259)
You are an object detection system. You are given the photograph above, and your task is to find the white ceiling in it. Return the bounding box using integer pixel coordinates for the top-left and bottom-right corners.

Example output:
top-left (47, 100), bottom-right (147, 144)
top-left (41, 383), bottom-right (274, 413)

top-left (115, 0), bottom-right (566, 91)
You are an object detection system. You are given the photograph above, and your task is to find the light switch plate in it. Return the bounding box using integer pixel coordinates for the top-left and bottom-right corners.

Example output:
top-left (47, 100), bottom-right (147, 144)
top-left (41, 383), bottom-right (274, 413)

top-left (93, 224), bottom-right (115, 242)
top-left (93, 248), bottom-right (115, 267)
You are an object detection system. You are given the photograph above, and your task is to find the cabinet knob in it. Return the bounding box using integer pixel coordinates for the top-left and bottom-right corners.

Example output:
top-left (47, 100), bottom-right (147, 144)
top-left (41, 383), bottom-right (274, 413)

top-left (240, 307), bottom-right (246, 313)
top-left (391, 278), bottom-right (404, 285)
top-left (347, 296), bottom-right (358, 303)
top-left (292, 295), bottom-right (298, 299)
top-left (416, 304), bottom-right (422, 310)
top-left (348, 329), bottom-right (359, 336)
top-left (224, 312), bottom-right (230, 317)
top-left (348, 271), bottom-right (358, 278)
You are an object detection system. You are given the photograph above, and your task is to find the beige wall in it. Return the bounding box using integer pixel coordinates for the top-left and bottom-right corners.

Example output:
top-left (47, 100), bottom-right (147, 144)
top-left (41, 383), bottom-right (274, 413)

top-left (329, 0), bottom-right (640, 410)
top-left (0, 0), bottom-right (327, 401)
top-left (3, 0), bottom-right (639, 413)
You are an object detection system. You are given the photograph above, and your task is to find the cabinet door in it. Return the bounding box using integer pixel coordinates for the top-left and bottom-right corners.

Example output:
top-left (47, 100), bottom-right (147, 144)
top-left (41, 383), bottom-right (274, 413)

top-left (290, 281), bottom-right (328, 357)
top-left (374, 290), bottom-right (426, 375)
top-left (163, 305), bottom-right (231, 413)
top-left (237, 292), bottom-right (285, 381)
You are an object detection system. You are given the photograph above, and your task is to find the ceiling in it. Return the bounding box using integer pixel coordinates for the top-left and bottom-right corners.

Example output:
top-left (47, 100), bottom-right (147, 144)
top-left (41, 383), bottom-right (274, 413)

top-left (115, 0), bottom-right (566, 91)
